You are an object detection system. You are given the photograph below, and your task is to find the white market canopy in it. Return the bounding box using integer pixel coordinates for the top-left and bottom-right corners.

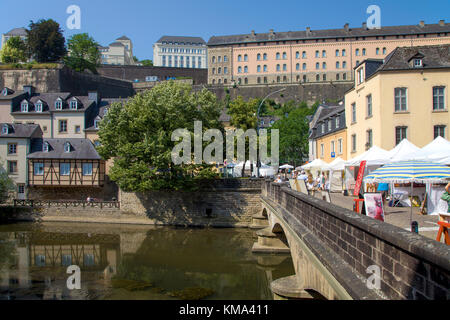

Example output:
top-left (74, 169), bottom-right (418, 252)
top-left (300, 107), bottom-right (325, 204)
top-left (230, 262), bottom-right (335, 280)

top-left (387, 139), bottom-right (421, 162)
top-left (324, 157), bottom-right (346, 171)
top-left (407, 136), bottom-right (450, 165)
top-left (301, 159), bottom-right (328, 170)
top-left (279, 164), bottom-right (294, 169)
top-left (345, 146), bottom-right (391, 167)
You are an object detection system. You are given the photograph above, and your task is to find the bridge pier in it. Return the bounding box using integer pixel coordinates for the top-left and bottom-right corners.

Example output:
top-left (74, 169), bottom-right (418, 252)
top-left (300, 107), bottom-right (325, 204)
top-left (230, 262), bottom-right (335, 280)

top-left (270, 275), bottom-right (315, 300)
top-left (251, 227), bottom-right (290, 253)
top-left (249, 213), bottom-right (269, 229)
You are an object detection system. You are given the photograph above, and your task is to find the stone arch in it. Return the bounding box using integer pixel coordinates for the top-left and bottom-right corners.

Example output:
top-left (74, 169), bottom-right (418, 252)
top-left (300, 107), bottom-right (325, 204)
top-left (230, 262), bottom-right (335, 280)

top-left (261, 207), bottom-right (268, 218)
top-left (271, 222), bottom-right (290, 249)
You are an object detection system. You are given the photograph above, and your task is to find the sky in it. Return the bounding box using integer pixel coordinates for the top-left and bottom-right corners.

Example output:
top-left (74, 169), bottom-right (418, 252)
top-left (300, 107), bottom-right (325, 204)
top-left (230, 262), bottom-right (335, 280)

top-left (1, 0), bottom-right (449, 60)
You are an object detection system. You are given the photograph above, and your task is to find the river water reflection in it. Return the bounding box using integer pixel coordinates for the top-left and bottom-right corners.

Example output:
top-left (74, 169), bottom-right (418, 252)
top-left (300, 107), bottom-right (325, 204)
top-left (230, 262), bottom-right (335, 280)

top-left (0, 222), bottom-right (295, 300)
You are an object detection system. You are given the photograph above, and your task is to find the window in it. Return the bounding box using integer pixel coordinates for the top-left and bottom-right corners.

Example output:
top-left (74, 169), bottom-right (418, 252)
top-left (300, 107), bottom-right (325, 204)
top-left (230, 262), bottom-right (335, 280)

top-left (62, 255), bottom-right (72, 266)
top-left (84, 254), bottom-right (95, 266)
top-left (434, 125), bottom-right (446, 139)
top-left (335, 49), bottom-right (340, 57)
top-left (296, 63), bottom-right (300, 71)
top-left (320, 144), bottom-right (324, 158)
top-left (362, 48), bottom-right (366, 56)
top-left (43, 142), bottom-right (49, 152)
top-left (382, 47), bottom-right (386, 54)
top-left (338, 138), bottom-right (343, 154)
top-left (212, 68), bottom-right (216, 74)
top-left (303, 75), bottom-right (307, 82)
top-left (366, 94), bottom-right (372, 117)
top-left (2, 125), bottom-right (8, 134)
top-left (336, 62), bottom-right (340, 69)
top-left (355, 49), bottom-right (360, 56)
top-left (282, 64), bottom-right (287, 71)
top-left (263, 53), bottom-right (267, 60)
top-left (60, 163), bottom-right (70, 176)
top-left (218, 67), bottom-right (221, 74)
top-left (263, 65), bottom-right (267, 72)
top-left (376, 48), bottom-right (380, 55)
top-left (244, 78), bottom-right (248, 84)
top-left (342, 61), bottom-right (347, 69)
top-left (212, 56), bottom-right (216, 63)
top-left (357, 68), bottom-right (364, 84)
top-left (331, 140), bottom-right (335, 153)
top-left (351, 134), bottom-right (357, 152)
top-left (282, 52), bottom-right (287, 59)
top-left (433, 86), bottom-right (445, 110)
top-left (34, 163), bottom-right (44, 175)
top-left (237, 66), bottom-right (242, 73)
top-left (295, 51), bottom-right (299, 59)
top-left (264, 77), bottom-right (267, 83)
top-left (323, 74), bottom-right (326, 81)
top-left (327, 120), bottom-right (331, 131)
top-left (282, 76), bottom-right (287, 82)
top-left (336, 74), bottom-right (340, 81)
top-left (343, 73), bottom-right (347, 80)
top-left (315, 50), bottom-right (319, 58)
top-left (322, 62), bottom-right (327, 69)
top-left (59, 120), bottom-right (67, 133)
top-left (55, 98), bottom-right (62, 110)
top-left (257, 65), bottom-right (261, 72)
top-left (64, 142), bottom-right (71, 153)
top-left (8, 161), bottom-right (17, 174)
top-left (315, 62), bottom-right (320, 70)
top-left (82, 163), bottom-right (93, 176)
top-left (316, 74), bottom-right (320, 81)
top-left (224, 67), bottom-right (228, 74)
top-left (257, 77), bottom-right (261, 84)
top-left (394, 88), bottom-right (407, 111)
top-left (276, 52), bottom-right (280, 60)
top-left (413, 59), bottom-right (423, 68)
top-left (302, 51), bottom-right (306, 58)
top-left (35, 102), bottom-right (43, 112)
top-left (5, 142), bottom-right (17, 156)
top-left (395, 126), bottom-right (407, 145)
top-left (322, 50), bottom-right (326, 58)
top-left (224, 55), bottom-right (228, 62)
top-left (18, 185), bottom-right (24, 194)
top-left (238, 55), bottom-right (242, 62)
top-left (244, 54), bottom-right (248, 62)
top-left (351, 103), bottom-right (356, 123)
top-left (35, 255), bottom-right (45, 267)
top-left (276, 64), bottom-right (280, 72)
top-left (70, 100), bottom-right (77, 110)
top-left (244, 66), bottom-right (248, 73)
top-left (257, 53), bottom-right (261, 61)
top-left (336, 116), bottom-right (340, 128)
top-left (342, 49), bottom-right (346, 57)
top-left (21, 101), bottom-right (28, 112)
top-left (366, 129), bottom-right (373, 149)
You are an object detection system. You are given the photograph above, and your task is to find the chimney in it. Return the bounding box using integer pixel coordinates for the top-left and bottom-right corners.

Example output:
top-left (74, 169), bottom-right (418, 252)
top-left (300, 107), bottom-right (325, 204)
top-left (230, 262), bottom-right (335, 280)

top-left (419, 20), bottom-right (425, 27)
top-left (251, 30), bottom-right (255, 36)
top-left (88, 91), bottom-right (100, 105)
top-left (344, 23), bottom-right (349, 31)
top-left (439, 20), bottom-right (445, 26)
top-left (306, 27), bottom-right (311, 36)
top-left (23, 85), bottom-right (34, 97)
top-left (362, 22), bottom-right (367, 30)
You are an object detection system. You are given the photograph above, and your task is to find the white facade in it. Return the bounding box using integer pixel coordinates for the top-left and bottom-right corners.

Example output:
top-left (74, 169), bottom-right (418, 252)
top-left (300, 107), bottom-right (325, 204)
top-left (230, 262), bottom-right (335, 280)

top-left (99, 36), bottom-right (136, 65)
top-left (153, 36), bottom-right (207, 69)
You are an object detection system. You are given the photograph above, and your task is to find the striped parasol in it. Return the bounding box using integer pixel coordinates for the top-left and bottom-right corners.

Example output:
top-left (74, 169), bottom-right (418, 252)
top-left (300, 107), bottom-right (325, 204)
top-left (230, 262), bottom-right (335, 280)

top-left (364, 161), bottom-right (450, 183)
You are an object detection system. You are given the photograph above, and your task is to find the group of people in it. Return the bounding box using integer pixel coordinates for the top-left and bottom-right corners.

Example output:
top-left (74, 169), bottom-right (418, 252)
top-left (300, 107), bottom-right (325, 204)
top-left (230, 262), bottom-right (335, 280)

top-left (294, 170), bottom-right (329, 192)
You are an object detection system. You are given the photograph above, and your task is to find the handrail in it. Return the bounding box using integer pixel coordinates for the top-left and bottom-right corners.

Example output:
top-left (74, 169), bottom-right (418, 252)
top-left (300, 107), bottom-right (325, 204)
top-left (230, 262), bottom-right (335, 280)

top-left (13, 199), bottom-right (120, 209)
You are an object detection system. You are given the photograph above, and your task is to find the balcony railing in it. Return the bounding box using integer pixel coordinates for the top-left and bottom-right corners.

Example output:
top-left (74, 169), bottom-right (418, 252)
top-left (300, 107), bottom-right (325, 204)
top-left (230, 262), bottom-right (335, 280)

top-left (13, 199), bottom-right (120, 209)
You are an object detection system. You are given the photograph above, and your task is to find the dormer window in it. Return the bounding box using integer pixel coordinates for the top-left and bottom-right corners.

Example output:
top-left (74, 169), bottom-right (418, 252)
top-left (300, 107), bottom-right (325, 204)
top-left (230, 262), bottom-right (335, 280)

top-left (94, 119), bottom-right (101, 129)
top-left (357, 68), bottom-right (364, 85)
top-left (414, 59), bottom-right (423, 68)
top-left (70, 100), bottom-right (78, 110)
top-left (43, 142), bottom-right (49, 152)
top-left (64, 142), bottom-right (71, 153)
top-left (55, 99), bottom-right (63, 110)
top-left (2, 124), bottom-right (9, 134)
top-left (35, 101), bottom-right (43, 113)
top-left (21, 101), bottom-right (29, 112)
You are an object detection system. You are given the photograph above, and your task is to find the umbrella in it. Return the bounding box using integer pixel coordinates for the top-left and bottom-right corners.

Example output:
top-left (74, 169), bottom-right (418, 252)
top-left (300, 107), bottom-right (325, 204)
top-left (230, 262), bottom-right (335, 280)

top-left (279, 164), bottom-right (294, 169)
top-left (364, 161), bottom-right (450, 225)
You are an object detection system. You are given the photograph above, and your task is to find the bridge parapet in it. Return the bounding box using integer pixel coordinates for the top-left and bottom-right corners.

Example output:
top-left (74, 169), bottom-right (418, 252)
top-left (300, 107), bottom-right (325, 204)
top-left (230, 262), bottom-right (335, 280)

top-left (263, 180), bottom-right (450, 300)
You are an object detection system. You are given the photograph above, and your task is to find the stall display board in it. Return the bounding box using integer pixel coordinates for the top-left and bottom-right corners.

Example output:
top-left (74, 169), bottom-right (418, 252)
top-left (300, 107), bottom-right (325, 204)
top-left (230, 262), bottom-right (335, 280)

top-left (364, 193), bottom-right (385, 222)
top-left (353, 161), bottom-right (367, 196)
top-left (427, 184), bottom-right (448, 216)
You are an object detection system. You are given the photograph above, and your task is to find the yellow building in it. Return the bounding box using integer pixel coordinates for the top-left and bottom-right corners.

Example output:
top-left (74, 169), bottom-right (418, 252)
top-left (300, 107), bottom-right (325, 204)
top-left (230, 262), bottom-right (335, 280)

top-left (345, 44), bottom-right (450, 158)
top-left (309, 103), bottom-right (347, 163)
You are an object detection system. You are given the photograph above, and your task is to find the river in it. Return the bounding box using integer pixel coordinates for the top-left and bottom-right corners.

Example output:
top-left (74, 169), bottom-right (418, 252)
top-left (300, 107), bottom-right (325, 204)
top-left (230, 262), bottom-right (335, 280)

top-left (0, 222), bottom-right (295, 300)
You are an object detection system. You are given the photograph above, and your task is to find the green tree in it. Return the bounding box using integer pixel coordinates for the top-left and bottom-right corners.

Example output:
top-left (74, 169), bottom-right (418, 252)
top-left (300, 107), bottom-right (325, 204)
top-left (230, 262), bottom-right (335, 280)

top-left (0, 36), bottom-right (27, 63)
top-left (97, 81), bottom-right (222, 191)
top-left (227, 96), bottom-right (259, 176)
top-left (270, 107), bottom-right (313, 167)
top-left (140, 59), bottom-right (153, 66)
top-left (65, 33), bottom-right (100, 72)
top-left (27, 19), bottom-right (66, 62)
top-left (0, 162), bottom-right (14, 203)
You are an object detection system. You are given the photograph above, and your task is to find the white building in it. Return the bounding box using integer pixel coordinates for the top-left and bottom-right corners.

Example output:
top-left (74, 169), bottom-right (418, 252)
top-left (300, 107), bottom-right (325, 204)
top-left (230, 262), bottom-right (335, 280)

top-left (98, 36), bottom-right (136, 65)
top-left (1, 27), bottom-right (27, 49)
top-left (153, 36), bottom-right (207, 69)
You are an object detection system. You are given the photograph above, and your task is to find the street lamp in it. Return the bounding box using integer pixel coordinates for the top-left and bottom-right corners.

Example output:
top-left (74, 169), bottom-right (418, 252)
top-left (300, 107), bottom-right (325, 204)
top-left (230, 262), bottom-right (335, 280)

top-left (256, 87), bottom-right (287, 178)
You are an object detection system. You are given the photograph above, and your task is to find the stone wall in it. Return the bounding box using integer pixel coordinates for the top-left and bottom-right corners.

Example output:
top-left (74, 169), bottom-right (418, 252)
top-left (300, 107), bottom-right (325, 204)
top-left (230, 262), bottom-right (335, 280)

top-left (197, 82), bottom-right (353, 105)
top-left (98, 65), bottom-right (208, 85)
top-left (119, 179), bottom-right (263, 227)
top-left (263, 181), bottom-right (450, 300)
top-left (0, 65), bottom-right (134, 98)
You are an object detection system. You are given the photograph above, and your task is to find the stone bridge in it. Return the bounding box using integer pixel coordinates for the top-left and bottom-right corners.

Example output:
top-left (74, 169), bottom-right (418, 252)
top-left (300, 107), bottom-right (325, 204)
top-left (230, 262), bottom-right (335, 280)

top-left (252, 180), bottom-right (450, 300)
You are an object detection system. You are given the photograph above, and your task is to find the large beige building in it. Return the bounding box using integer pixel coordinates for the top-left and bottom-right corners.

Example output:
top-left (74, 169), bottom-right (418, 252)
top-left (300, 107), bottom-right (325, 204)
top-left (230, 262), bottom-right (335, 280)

top-left (344, 44), bottom-right (450, 159)
top-left (207, 21), bottom-right (450, 86)
top-left (1, 27), bottom-right (27, 49)
top-left (99, 36), bottom-right (136, 65)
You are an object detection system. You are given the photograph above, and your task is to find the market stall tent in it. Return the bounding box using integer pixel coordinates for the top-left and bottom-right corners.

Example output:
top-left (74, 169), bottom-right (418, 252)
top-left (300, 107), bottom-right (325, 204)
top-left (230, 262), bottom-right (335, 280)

top-left (301, 159), bottom-right (328, 170)
top-left (324, 157), bottom-right (346, 192)
top-left (387, 139), bottom-right (421, 162)
top-left (407, 136), bottom-right (450, 164)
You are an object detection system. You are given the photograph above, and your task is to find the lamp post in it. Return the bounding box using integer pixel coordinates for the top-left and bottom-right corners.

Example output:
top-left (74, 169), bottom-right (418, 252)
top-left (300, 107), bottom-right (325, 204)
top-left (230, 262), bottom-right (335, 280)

top-left (256, 87), bottom-right (286, 178)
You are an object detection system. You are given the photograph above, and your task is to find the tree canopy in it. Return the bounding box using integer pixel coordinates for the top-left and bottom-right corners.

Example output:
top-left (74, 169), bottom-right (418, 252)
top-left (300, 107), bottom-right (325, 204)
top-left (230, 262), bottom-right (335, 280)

top-left (0, 36), bottom-right (27, 63)
top-left (27, 19), bottom-right (66, 62)
top-left (140, 59), bottom-right (153, 66)
top-left (97, 81), bottom-right (223, 191)
top-left (65, 33), bottom-right (100, 73)
top-left (0, 163), bottom-right (14, 203)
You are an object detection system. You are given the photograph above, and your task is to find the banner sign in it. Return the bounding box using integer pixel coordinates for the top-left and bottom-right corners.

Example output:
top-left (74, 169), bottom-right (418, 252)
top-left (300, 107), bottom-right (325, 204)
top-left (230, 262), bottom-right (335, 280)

top-left (353, 160), bottom-right (367, 196)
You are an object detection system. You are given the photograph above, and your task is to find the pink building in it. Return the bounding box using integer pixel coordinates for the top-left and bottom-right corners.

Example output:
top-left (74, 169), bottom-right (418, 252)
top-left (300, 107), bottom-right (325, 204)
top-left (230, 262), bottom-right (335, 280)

top-left (207, 21), bottom-right (450, 85)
